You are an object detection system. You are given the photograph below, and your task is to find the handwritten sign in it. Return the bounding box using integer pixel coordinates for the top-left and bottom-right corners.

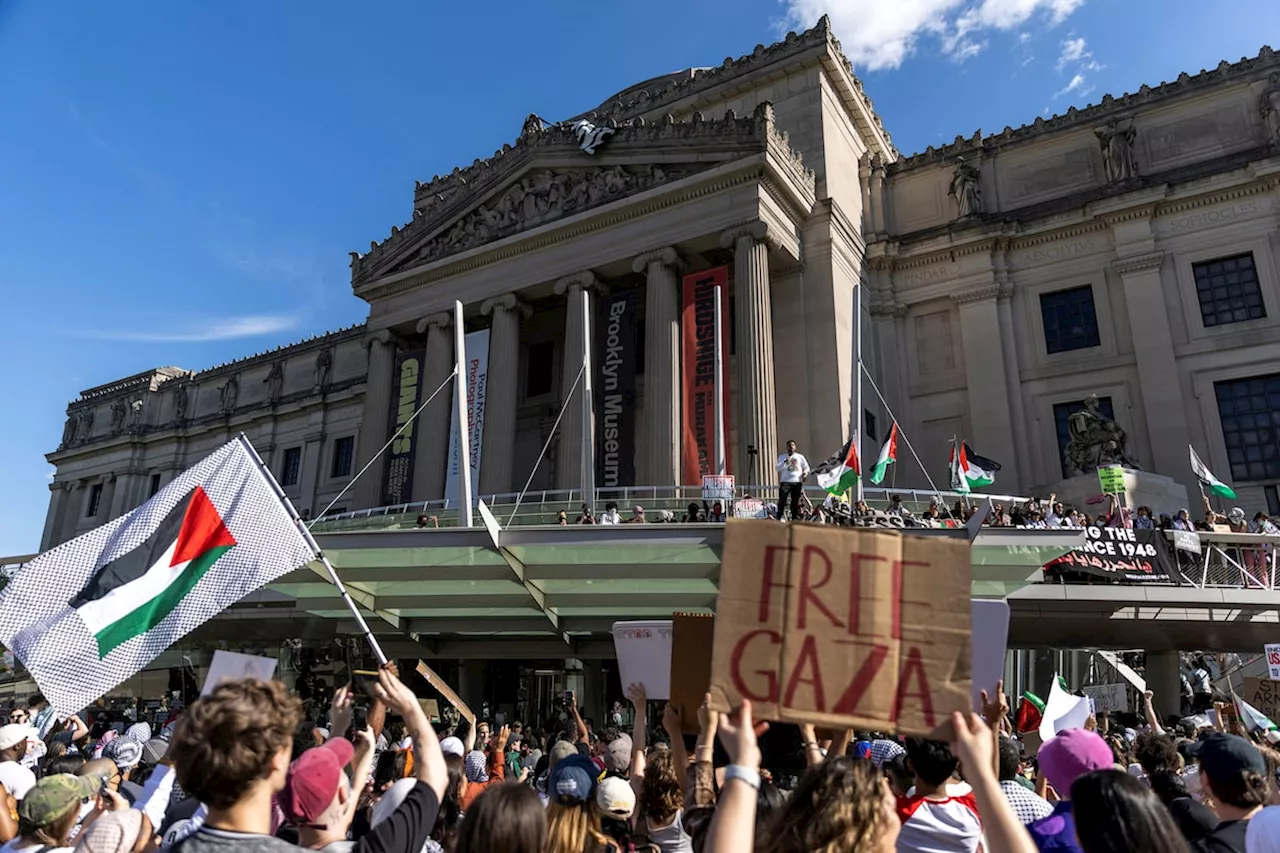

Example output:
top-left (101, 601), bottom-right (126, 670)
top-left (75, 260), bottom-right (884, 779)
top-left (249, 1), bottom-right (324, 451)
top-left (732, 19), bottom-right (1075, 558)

top-left (613, 621), bottom-right (673, 700)
top-left (1097, 465), bottom-right (1125, 495)
top-left (201, 651), bottom-right (278, 696)
top-left (708, 520), bottom-right (972, 738)
top-left (1082, 683), bottom-right (1129, 713)
top-left (1266, 644), bottom-right (1280, 681)
top-left (1241, 677), bottom-right (1280, 721)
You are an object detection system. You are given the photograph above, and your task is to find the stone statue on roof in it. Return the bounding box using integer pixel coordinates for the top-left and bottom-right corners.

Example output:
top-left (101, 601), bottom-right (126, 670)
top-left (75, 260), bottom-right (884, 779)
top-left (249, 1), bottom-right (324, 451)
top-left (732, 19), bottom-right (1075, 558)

top-left (1064, 395), bottom-right (1139, 476)
top-left (948, 156), bottom-right (982, 218)
top-left (1096, 119), bottom-right (1138, 184)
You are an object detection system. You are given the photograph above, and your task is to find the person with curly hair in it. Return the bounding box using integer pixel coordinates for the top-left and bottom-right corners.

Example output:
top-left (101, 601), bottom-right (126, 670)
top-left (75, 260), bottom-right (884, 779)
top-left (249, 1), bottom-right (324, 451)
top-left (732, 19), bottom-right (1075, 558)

top-left (760, 757), bottom-right (899, 853)
top-left (640, 749), bottom-right (691, 852)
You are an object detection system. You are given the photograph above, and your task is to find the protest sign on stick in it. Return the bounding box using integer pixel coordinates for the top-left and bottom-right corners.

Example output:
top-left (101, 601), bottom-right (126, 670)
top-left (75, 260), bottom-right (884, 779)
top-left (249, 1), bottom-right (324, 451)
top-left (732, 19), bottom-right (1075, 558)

top-left (708, 520), bottom-right (973, 739)
top-left (613, 621), bottom-right (673, 700)
top-left (416, 660), bottom-right (475, 723)
top-left (202, 651), bottom-right (278, 696)
top-left (670, 612), bottom-right (716, 733)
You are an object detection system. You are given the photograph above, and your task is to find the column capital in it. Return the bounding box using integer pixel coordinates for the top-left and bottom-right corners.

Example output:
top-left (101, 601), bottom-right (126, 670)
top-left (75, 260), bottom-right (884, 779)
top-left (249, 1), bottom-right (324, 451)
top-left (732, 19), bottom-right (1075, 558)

top-left (362, 328), bottom-right (394, 349)
top-left (950, 284), bottom-right (1002, 306)
top-left (1112, 251), bottom-right (1165, 276)
top-left (719, 221), bottom-right (771, 249)
top-left (554, 270), bottom-right (599, 296)
top-left (480, 293), bottom-right (533, 318)
top-left (631, 247), bottom-right (684, 274)
top-left (415, 312), bottom-right (452, 334)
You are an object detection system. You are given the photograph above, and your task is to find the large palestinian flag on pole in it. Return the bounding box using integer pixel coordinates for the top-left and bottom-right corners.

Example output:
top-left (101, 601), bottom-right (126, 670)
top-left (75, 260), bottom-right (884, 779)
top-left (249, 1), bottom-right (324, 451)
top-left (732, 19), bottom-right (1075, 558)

top-left (869, 422), bottom-right (898, 485)
top-left (0, 438), bottom-right (317, 716)
top-left (815, 434), bottom-right (860, 496)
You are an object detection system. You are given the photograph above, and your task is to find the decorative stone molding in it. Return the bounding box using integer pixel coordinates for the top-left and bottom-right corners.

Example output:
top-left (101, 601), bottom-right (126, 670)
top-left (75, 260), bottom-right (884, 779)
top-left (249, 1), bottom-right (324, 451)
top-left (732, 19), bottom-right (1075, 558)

top-left (362, 329), bottom-right (394, 350)
top-left (1263, 71), bottom-right (1280, 146)
top-left (415, 312), bottom-right (453, 334)
top-left (554, 271), bottom-right (601, 296)
top-left (719, 221), bottom-right (775, 250)
top-left (950, 285), bottom-right (1002, 305)
top-left (631, 246), bottom-right (684, 274)
top-left (1112, 252), bottom-right (1166, 276)
top-left (480, 293), bottom-right (533, 318)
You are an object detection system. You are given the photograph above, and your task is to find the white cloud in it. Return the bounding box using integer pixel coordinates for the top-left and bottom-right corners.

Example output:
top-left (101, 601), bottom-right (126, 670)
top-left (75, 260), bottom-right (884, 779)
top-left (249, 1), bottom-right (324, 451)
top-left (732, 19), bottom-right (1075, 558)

top-left (70, 314), bottom-right (298, 343)
top-left (1018, 32), bottom-right (1032, 44)
top-left (1055, 73), bottom-right (1090, 97)
top-left (1056, 36), bottom-right (1087, 70)
top-left (779, 0), bottom-right (1088, 70)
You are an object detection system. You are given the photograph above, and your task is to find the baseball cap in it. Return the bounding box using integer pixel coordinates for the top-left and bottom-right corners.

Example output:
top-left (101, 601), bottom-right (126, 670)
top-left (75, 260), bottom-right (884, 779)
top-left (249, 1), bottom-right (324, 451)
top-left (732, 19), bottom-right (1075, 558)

top-left (548, 755), bottom-right (598, 805)
top-left (1265, 730), bottom-right (1280, 746)
top-left (74, 808), bottom-right (145, 853)
top-left (596, 776), bottom-right (636, 819)
top-left (0, 723), bottom-right (34, 751)
top-left (282, 737), bottom-right (355, 825)
top-left (1037, 729), bottom-right (1113, 793)
top-left (439, 736), bottom-right (465, 758)
top-left (1187, 733), bottom-right (1265, 783)
top-left (19, 774), bottom-right (98, 827)
top-left (604, 733), bottom-right (632, 774)
top-left (549, 739), bottom-right (578, 768)
top-left (103, 738), bottom-right (143, 771)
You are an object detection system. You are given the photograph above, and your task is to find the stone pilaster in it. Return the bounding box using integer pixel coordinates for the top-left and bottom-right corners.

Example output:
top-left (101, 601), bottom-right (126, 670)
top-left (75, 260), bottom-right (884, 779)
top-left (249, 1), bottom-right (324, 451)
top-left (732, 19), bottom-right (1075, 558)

top-left (40, 482), bottom-right (71, 551)
top-left (413, 313), bottom-right (454, 502)
top-left (633, 247), bottom-right (683, 486)
top-left (553, 271), bottom-right (599, 491)
top-left (299, 430), bottom-right (325, 516)
top-left (721, 223), bottom-right (779, 486)
top-left (1112, 251), bottom-right (1192, 488)
top-left (953, 285), bottom-right (1022, 490)
top-left (995, 268), bottom-right (1032, 487)
top-left (353, 329), bottom-right (396, 509)
top-left (479, 294), bottom-right (530, 495)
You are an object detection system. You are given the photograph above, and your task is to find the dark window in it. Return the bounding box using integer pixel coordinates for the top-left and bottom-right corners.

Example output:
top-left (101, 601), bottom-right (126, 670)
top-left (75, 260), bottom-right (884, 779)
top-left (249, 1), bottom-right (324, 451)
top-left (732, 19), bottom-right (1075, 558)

top-left (1266, 485), bottom-right (1280, 517)
top-left (864, 410), bottom-right (878, 443)
top-left (149, 473), bottom-right (162, 497)
top-left (1194, 253), bottom-right (1265, 327)
top-left (525, 341), bottom-right (555, 398)
top-left (86, 483), bottom-right (103, 517)
top-left (1215, 374), bottom-right (1280, 482)
top-left (331, 436), bottom-right (354, 478)
top-left (1040, 286), bottom-right (1101, 354)
top-left (281, 447), bottom-right (302, 487)
top-left (1053, 397), bottom-right (1115, 478)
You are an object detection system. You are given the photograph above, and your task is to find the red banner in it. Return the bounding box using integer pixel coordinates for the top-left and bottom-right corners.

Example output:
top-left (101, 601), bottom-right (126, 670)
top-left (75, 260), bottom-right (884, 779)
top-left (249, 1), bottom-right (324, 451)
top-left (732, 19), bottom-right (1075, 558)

top-left (681, 266), bottom-right (732, 484)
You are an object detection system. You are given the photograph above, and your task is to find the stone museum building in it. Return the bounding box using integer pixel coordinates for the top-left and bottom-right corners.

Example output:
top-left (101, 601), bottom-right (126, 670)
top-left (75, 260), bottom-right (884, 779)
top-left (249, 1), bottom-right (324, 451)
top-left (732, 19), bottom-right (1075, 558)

top-left (40, 20), bottom-right (1280, 549)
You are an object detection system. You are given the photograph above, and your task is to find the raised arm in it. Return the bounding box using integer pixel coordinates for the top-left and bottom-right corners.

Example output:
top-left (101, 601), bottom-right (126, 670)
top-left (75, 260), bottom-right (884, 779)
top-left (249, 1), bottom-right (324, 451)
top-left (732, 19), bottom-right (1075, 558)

top-left (568, 691), bottom-right (589, 745)
top-left (1143, 689), bottom-right (1166, 735)
top-left (372, 667), bottom-right (447, 801)
top-left (662, 703), bottom-right (689, 797)
top-left (704, 700), bottom-right (766, 853)
top-left (951, 712), bottom-right (1038, 853)
top-left (687, 694), bottom-right (719, 810)
top-left (981, 679), bottom-right (1010, 777)
top-left (625, 683), bottom-right (648, 790)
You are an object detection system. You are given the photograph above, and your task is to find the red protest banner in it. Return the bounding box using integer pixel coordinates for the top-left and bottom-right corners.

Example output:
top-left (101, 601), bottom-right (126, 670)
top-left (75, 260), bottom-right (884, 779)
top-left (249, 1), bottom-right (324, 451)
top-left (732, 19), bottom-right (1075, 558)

top-left (708, 520), bottom-right (973, 739)
top-left (680, 266), bottom-right (731, 485)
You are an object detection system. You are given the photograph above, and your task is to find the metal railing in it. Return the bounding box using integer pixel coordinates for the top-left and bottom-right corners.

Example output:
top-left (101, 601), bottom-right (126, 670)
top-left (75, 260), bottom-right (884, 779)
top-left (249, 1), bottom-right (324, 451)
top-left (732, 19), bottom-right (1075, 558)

top-left (1166, 530), bottom-right (1280, 591)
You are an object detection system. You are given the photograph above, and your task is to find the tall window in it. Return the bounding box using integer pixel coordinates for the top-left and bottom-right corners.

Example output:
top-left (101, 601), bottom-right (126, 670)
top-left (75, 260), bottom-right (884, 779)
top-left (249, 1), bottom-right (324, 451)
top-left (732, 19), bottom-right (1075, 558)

top-left (1194, 253), bottom-right (1265, 328)
top-left (864, 410), bottom-right (878, 444)
top-left (86, 483), bottom-right (103, 517)
top-left (1040, 286), bottom-right (1101, 354)
top-left (331, 436), bottom-right (354, 478)
top-left (525, 341), bottom-right (555, 399)
top-left (149, 473), bottom-right (162, 497)
top-left (282, 447), bottom-right (302, 487)
top-left (1053, 397), bottom-right (1115, 478)
top-left (1215, 374), bottom-right (1280, 482)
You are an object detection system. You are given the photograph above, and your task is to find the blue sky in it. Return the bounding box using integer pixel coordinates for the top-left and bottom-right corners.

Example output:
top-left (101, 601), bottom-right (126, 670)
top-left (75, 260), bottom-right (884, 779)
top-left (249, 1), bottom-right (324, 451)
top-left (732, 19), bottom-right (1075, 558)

top-left (0, 0), bottom-right (1273, 555)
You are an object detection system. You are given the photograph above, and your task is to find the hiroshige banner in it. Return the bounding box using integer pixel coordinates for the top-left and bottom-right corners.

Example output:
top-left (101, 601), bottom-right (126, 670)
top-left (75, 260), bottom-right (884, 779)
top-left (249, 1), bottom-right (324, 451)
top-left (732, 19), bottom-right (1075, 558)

top-left (446, 329), bottom-right (489, 503)
top-left (595, 287), bottom-right (638, 488)
top-left (1041, 526), bottom-right (1180, 584)
top-left (381, 349), bottom-right (424, 505)
top-left (681, 266), bottom-right (732, 485)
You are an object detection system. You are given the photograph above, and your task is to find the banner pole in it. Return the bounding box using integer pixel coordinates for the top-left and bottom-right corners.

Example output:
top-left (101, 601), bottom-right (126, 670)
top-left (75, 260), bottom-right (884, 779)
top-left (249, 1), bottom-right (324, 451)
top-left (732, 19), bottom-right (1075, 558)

top-left (581, 288), bottom-right (596, 513)
top-left (713, 277), bottom-right (726, 476)
top-left (236, 434), bottom-right (388, 666)
top-left (454, 300), bottom-right (474, 528)
top-left (853, 279), bottom-right (864, 503)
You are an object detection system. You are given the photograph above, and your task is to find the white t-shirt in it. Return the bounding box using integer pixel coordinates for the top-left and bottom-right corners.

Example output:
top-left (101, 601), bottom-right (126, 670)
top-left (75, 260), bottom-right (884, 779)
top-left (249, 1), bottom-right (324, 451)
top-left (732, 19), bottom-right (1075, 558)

top-left (776, 453), bottom-right (810, 483)
top-left (599, 510), bottom-right (621, 525)
top-left (896, 790), bottom-right (982, 853)
top-left (0, 761), bottom-right (37, 800)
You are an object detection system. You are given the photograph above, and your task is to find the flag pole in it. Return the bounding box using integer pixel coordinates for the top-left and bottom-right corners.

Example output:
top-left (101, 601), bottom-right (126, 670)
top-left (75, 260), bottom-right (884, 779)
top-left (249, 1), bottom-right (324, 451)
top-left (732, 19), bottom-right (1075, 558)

top-left (236, 434), bottom-right (389, 667)
top-left (853, 279), bottom-right (864, 503)
top-left (580, 287), bottom-right (596, 514)
top-left (454, 300), bottom-right (474, 528)
top-left (713, 276), bottom-right (726, 476)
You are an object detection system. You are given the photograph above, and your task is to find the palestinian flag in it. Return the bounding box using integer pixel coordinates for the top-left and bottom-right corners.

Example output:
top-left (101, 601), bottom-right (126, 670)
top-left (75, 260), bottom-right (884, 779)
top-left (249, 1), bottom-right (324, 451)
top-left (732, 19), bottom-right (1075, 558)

top-left (1234, 691), bottom-right (1277, 732)
top-left (961, 443), bottom-right (1000, 488)
top-left (0, 438), bottom-right (317, 716)
top-left (815, 435), bottom-right (860, 496)
top-left (869, 423), bottom-right (898, 485)
top-left (949, 442), bottom-right (970, 495)
top-left (1016, 691), bottom-right (1045, 733)
top-left (1190, 446), bottom-right (1237, 500)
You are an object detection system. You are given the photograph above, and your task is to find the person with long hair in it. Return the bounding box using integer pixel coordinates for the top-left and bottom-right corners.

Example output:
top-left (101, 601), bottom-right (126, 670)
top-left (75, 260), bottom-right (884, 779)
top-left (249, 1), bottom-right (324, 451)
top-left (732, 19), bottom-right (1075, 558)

top-left (760, 757), bottom-right (899, 853)
top-left (1069, 769), bottom-right (1192, 853)
top-left (640, 749), bottom-right (692, 852)
top-left (545, 755), bottom-right (617, 853)
top-left (453, 783), bottom-right (546, 853)
top-left (1134, 732), bottom-right (1218, 842)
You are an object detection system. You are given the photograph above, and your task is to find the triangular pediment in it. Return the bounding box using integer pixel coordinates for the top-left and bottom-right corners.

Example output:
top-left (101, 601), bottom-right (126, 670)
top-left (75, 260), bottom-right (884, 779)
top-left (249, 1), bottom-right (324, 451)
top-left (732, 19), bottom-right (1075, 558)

top-left (352, 105), bottom-right (803, 285)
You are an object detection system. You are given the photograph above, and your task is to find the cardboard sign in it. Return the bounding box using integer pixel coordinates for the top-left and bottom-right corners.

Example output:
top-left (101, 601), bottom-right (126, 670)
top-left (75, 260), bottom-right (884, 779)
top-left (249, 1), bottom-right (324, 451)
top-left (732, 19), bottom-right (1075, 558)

top-left (1266, 644), bottom-right (1280, 681)
top-left (416, 661), bottom-right (474, 723)
top-left (708, 520), bottom-right (973, 738)
top-left (1241, 677), bottom-right (1280, 720)
top-left (670, 613), bottom-right (716, 733)
top-left (970, 600), bottom-right (1009, 711)
top-left (418, 699), bottom-right (441, 723)
top-left (201, 651), bottom-right (278, 696)
top-left (1082, 683), bottom-right (1129, 714)
top-left (702, 474), bottom-right (735, 501)
top-left (613, 621), bottom-right (673, 700)
top-left (1097, 466), bottom-right (1125, 495)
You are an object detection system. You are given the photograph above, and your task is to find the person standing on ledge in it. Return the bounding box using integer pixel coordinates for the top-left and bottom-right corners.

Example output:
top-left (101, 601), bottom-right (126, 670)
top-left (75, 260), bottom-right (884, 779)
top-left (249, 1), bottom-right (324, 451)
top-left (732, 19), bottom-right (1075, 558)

top-left (775, 440), bottom-right (810, 522)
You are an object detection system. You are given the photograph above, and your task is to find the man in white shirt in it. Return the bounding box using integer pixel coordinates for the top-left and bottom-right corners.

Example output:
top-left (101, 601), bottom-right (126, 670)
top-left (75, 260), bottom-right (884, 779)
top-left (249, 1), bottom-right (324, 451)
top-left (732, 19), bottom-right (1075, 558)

top-left (598, 502), bottom-right (622, 525)
top-left (0, 723), bottom-right (37, 800)
top-left (775, 440), bottom-right (810, 521)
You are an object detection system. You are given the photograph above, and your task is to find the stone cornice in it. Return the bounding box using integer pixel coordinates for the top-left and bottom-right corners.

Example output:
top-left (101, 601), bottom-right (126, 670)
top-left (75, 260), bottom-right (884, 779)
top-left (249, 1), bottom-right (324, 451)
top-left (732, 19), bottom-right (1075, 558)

top-left (631, 246), bottom-right (683, 273)
top-left (950, 285), bottom-right (1001, 305)
top-left (890, 45), bottom-right (1277, 172)
top-left (480, 293), bottom-right (533, 318)
top-left (1112, 252), bottom-right (1166, 275)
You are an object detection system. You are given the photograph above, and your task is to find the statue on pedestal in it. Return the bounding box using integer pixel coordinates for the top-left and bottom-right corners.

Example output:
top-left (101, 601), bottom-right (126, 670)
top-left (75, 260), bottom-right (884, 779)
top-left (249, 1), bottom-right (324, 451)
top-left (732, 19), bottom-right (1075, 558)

top-left (1064, 395), bottom-right (1140, 475)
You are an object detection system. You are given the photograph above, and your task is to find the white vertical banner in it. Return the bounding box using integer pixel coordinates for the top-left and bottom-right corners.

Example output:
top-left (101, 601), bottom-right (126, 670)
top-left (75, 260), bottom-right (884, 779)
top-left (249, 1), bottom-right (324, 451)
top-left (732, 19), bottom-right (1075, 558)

top-left (446, 328), bottom-right (490, 502)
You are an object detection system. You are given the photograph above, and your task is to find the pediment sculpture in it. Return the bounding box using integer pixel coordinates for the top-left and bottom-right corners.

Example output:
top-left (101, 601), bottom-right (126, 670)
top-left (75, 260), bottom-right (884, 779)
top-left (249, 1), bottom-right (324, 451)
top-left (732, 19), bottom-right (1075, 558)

top-left (1063, 395), bottom-right (1140, 476)
top-left (1262, 72), bottom-right (1280, 147)
top-left (948, 157), bottom-right (982, 218)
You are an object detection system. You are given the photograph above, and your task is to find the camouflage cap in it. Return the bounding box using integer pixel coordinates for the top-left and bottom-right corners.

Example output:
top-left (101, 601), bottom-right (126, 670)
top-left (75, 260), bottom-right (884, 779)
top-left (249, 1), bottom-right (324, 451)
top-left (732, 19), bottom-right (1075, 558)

top-left (19, 774), bottom-right (98, 826)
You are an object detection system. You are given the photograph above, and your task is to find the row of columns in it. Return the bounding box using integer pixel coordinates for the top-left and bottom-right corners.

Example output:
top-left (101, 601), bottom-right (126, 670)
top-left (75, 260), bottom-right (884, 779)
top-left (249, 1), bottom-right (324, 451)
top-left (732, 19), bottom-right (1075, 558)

top-left (348, 222), bottom-right (782, 509)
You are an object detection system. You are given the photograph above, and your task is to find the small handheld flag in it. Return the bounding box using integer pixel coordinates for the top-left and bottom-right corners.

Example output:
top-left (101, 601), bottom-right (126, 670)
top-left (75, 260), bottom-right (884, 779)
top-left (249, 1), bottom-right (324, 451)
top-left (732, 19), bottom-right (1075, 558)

top-left (1189, 445), bottom-right (1237, 500)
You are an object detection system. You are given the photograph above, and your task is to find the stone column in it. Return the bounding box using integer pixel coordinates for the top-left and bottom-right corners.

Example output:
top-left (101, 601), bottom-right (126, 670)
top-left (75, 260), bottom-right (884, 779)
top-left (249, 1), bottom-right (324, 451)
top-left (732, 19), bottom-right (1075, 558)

top-left (40, 483), bottom-right (71, 551)
top-left (413, 313), bottom-right (454, 502)
top-left (953, 286), bottom-right (1022, 490)
top-left (299, 430), bottom-right (325, 516)
top-left (721, 223), bottom-right (778, 486)
top-left (553, 272), bottom-right (598, 492)
top-left (996, 283), bottom-right (1032, 487)
top-left (108, 472), bottom-right (136, 519)
top-left (98, 474), bottom-right (118, 523)
top-left (1145, 651), bottom-right (1183, 720)
top-left (633, 247), bottom-right (683, 485)
top-left (1113, 252), bottom-right (1193, 488)
top-left (353, 329), bottom-right (396, 510)
top-left (479, 294), bottom-right (530, 495)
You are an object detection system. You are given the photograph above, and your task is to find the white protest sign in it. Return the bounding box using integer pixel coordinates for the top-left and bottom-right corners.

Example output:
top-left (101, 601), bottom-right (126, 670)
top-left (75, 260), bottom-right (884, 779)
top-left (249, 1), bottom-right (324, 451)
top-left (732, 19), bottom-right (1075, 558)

top-left (1266, 644), bottom-right (1280, 681)
top-left (702, 474), bottom-right (734, 501)
top-left (612, 620), bottom-right (672, 700)
top-left (1083, 683), bottom-right (1129, 713)
top-left (1173, 530), bottom-right (1201, 554)
top-left (733, 499), bottom-right (767, 519)
top-left (971, 599), bottom-right (1010, 711)
top-left (201, 651), bottom-right (278, 696)
top-left (1039, 675), bottom-right (1091, 741)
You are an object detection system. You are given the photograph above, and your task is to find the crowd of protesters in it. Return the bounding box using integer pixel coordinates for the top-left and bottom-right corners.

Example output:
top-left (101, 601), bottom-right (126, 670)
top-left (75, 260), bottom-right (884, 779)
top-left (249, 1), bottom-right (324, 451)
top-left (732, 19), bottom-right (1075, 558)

top-left (2, 662), bottom-right (1279, 853)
